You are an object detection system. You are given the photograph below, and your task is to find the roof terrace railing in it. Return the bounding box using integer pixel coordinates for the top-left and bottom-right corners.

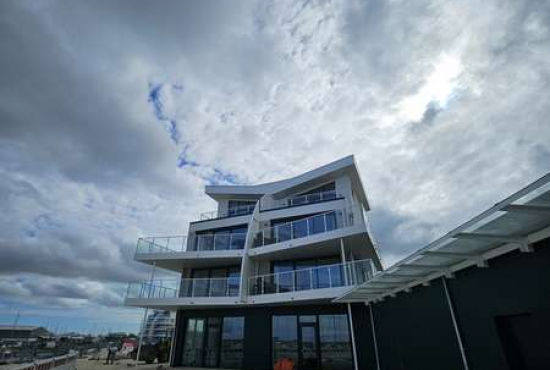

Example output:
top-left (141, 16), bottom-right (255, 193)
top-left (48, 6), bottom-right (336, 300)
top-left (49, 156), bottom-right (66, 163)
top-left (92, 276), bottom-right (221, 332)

top-left (252, 207), bottom-right (356, 248)
top-left (261, 189), bottom-right (342, 211)
top-left (199, 204), bottom-right (256, 221)
top-left (135, 232), bottom-right (248, 255)
top-left (248, 259), bottom-right (374, 296)
top-left (126, 277), bottom-right (240, 299)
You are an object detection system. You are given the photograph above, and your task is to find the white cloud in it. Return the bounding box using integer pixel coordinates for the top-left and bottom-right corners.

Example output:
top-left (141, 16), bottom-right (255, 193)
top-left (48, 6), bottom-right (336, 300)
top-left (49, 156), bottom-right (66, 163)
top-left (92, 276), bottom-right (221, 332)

top-left (0, 0), bottom-right (549, 330)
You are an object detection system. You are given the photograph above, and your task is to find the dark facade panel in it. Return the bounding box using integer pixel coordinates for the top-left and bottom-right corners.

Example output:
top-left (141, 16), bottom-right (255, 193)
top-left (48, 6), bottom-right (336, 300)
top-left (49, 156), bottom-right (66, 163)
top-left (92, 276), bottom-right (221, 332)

top-left (371, 278), bottom-right (463, 370)
top-left (356, 237), bottom-right (550, 370)
top-left (447, 238), bottom-right (550, 370)
top-left (349, 303), bottom-right (377, 370)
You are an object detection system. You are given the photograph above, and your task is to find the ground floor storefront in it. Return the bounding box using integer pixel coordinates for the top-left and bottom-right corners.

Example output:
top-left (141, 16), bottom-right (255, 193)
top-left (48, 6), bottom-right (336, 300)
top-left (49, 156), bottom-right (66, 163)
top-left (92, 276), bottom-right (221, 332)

top-left (171, 304), bottom-right (356, 370)
top-left (170, 237), bottom-right (550, 370)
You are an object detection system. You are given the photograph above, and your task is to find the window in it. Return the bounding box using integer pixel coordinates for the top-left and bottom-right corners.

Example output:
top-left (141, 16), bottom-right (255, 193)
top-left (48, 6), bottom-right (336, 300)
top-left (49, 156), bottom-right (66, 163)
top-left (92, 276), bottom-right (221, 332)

top-left (228, 200), bottom-right (256, 216)
top-left (272, 314), bottom-right (353, 370)
top-left (185, 266), bottom-right (240, 297)
top-left (195, 225), bottom-right (248, 251)
top-left (271, 256), bottom-right (343, 292)
top-left (273, 316), bottom-right (298, 369)
top-left (319, 315), bottom-right (353, 370)
top-left (220, 317), bottom-right (245, 368)
top-left (182, 316), bottom-right (244, 369)
top-left (182, 318), bottom-right (205, 366)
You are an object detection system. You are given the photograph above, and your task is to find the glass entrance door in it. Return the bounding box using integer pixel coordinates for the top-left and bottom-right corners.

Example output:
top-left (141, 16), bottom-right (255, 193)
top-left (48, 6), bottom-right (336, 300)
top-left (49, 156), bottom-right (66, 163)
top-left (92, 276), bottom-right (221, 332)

top-left (204, 317), bottom-right (221, 367)
top-left (182, 318), bottom-right (205, 367)
top-left (299, 317), bottom-right (321, 370)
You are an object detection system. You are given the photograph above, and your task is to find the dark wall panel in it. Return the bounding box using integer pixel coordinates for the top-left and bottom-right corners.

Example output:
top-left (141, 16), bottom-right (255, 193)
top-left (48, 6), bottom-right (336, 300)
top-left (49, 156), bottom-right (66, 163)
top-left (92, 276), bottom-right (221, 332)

top-left (350, 302), bottom-right (378, 370)
top-left (372, 278), bottom-right (463, 370)
top-left (447, 238), bottom-right (550, 370)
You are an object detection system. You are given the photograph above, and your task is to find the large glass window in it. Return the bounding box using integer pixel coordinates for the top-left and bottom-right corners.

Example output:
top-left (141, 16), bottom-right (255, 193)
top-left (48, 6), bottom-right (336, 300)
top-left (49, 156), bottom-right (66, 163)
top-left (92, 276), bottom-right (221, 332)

top-left (272, 314), bottom-right (353, 370)
top-left (272, 256), bottom-right (342, 292)
top-left (273, 262), bottom-right (294, 293)
top-left (319, 315), bottom-right (353, 370)
top-left (182, 316), bottom-right (244, 369)
top-left (186, 266), bottom-right (240, 297)
top-left (195, 225), bottom-right (248, 251)
top-left (204, 317), bottom-right (221, 367)
top-left (273, 316), bottom-right (298, 369)
top-left (228, 200), bottom-right (255, 217)
top-left (182, 318), bottom-right (205, 367)
top-left (220, 317), bottom-right (245, 369)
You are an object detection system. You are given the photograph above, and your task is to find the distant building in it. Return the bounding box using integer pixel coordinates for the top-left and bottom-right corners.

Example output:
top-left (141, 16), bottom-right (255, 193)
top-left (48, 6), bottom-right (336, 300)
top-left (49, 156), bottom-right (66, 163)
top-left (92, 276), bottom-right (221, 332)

top-left (141, 311), bottom-right (174, 343)
top-left (0, 326), bottom-right (50, 340)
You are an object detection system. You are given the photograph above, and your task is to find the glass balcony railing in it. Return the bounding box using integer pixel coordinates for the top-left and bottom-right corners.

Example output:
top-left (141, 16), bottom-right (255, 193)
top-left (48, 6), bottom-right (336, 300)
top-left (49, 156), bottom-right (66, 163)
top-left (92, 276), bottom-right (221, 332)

top-left (126, 277), bottom-right (240, 300)
top-left (200, 204), bottom-right (256, 221)
top-left (253, 208), bottom-right (354, 248)
top-left (127, 280), bottom-right (180, 299)
top-left (180, 277), bottom-right (240, 297)
top-left (135, 232), bottom-right (248, 255)
top-left (248, 259), bottom-right (374, 296)
top-left (136, 236), bottom-right (187, 254)
top-left (261, 189), bottom-right (342, 211)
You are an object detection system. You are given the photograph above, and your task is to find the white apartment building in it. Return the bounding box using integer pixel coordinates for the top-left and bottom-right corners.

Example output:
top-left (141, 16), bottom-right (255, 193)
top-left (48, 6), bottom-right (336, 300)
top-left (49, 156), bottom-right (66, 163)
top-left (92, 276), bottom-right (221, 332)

top-left (126, 155), bottom-right (381, 370)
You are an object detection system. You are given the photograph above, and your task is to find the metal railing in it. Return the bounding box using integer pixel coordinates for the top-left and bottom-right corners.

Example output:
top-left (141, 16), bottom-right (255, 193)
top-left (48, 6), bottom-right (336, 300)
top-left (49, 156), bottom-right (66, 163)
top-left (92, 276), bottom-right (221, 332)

top-left (135, 232), bottom-right (248, 255)
top-left (261, 189), bottom-right (342, 211)
top-left (253, 208), bottom-right (354, 248)
top-left (180, 277), bottom-right (240, 297)
top-left (136, 236), bottom-right (187, 254)
top-left (200, 204), bottom-right (256, 220)
top-left (127, 280), bottom-right (180, 299)
top-left (248, 259), bottom-right (374, 295)
top-left (126, 277), bottom-right (240, 299)
top-left (12, 352), bottom-right (78, 370)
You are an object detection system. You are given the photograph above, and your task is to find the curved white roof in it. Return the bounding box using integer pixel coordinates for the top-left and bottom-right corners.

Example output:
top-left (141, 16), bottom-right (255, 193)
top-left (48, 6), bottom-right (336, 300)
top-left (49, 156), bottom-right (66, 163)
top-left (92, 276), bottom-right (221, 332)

top-left (205, 155), bottom-right (370, 209)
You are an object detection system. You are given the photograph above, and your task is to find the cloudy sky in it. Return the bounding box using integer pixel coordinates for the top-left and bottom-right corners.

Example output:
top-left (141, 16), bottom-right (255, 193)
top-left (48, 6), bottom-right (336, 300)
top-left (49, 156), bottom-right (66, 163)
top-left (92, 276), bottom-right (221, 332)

top-left (1, 0), bottom-right (549, 334)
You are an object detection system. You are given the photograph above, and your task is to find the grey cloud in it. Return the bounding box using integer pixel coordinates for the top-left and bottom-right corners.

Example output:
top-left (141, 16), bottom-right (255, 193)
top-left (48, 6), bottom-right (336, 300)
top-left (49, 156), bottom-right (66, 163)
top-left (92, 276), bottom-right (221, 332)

top-left (0, 0), bottom-right (549, 325)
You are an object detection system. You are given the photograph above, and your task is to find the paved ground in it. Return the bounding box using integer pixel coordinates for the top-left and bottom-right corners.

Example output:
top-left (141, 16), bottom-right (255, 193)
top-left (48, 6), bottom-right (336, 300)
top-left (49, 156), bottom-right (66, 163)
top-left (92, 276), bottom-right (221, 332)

top-left (76, 359), bottom-right (212, 370)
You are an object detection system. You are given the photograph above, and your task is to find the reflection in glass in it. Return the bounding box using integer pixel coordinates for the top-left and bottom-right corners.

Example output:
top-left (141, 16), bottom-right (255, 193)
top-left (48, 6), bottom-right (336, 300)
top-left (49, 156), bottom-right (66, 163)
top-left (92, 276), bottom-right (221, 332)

top-left (220, 317), bottom-right (245, 368)
top-left (301, 325), bottom-right (320, 370)
top-left (293, 219), bottom-right (308, 239)
top-left (319, 315), bottom-right (353, 370)
top-left (276, 223), bottom-right (292, 243)
top-left (295, 261), bottom-right (316, 291)
top-left (230, 233), bottom-right (246, 250)
top-left (214, 233), bottom-right (230, 250)
top-left (308, 214), bottom-right (326, 235)
top-left (204, 317), bottom-right (221, 367)
top-left (182, 318), bottom-right (205, 367)
top-left (273, 263), bottom-right (294, 293)
top-left (273, 316), bottom-right (298, 369)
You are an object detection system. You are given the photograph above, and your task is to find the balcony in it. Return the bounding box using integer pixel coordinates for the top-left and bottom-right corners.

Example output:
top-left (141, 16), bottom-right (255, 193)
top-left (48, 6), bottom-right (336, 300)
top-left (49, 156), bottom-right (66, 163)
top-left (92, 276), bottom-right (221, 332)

top-left (252, 208), bottom-right (354, 248)
top-left (248, 259), bottom-right (374, 296)
top-left (199, 204), bottom-right (256, 221)
top-left (135, 232), bottom-right (247, 256)
top-left (127, 276), bottom-right (240, 300)
top-left (260, 189), bottom-right (343, 211)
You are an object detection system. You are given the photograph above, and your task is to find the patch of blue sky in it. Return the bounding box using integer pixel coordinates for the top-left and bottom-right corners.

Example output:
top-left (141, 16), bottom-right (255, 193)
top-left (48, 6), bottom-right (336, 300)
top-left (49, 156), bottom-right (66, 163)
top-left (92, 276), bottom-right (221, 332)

top-left (205, 168), bottom-right (241, 186)
top-left (24, 213), bottom-right (61, 238)
top-left (147, 82), bottom-right (182, 145)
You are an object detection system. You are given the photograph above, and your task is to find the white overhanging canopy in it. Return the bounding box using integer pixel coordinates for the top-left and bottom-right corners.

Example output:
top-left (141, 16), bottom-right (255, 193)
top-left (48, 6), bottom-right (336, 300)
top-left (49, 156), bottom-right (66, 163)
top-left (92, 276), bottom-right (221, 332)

top-left (334, 173), bottom-right (550, 304)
